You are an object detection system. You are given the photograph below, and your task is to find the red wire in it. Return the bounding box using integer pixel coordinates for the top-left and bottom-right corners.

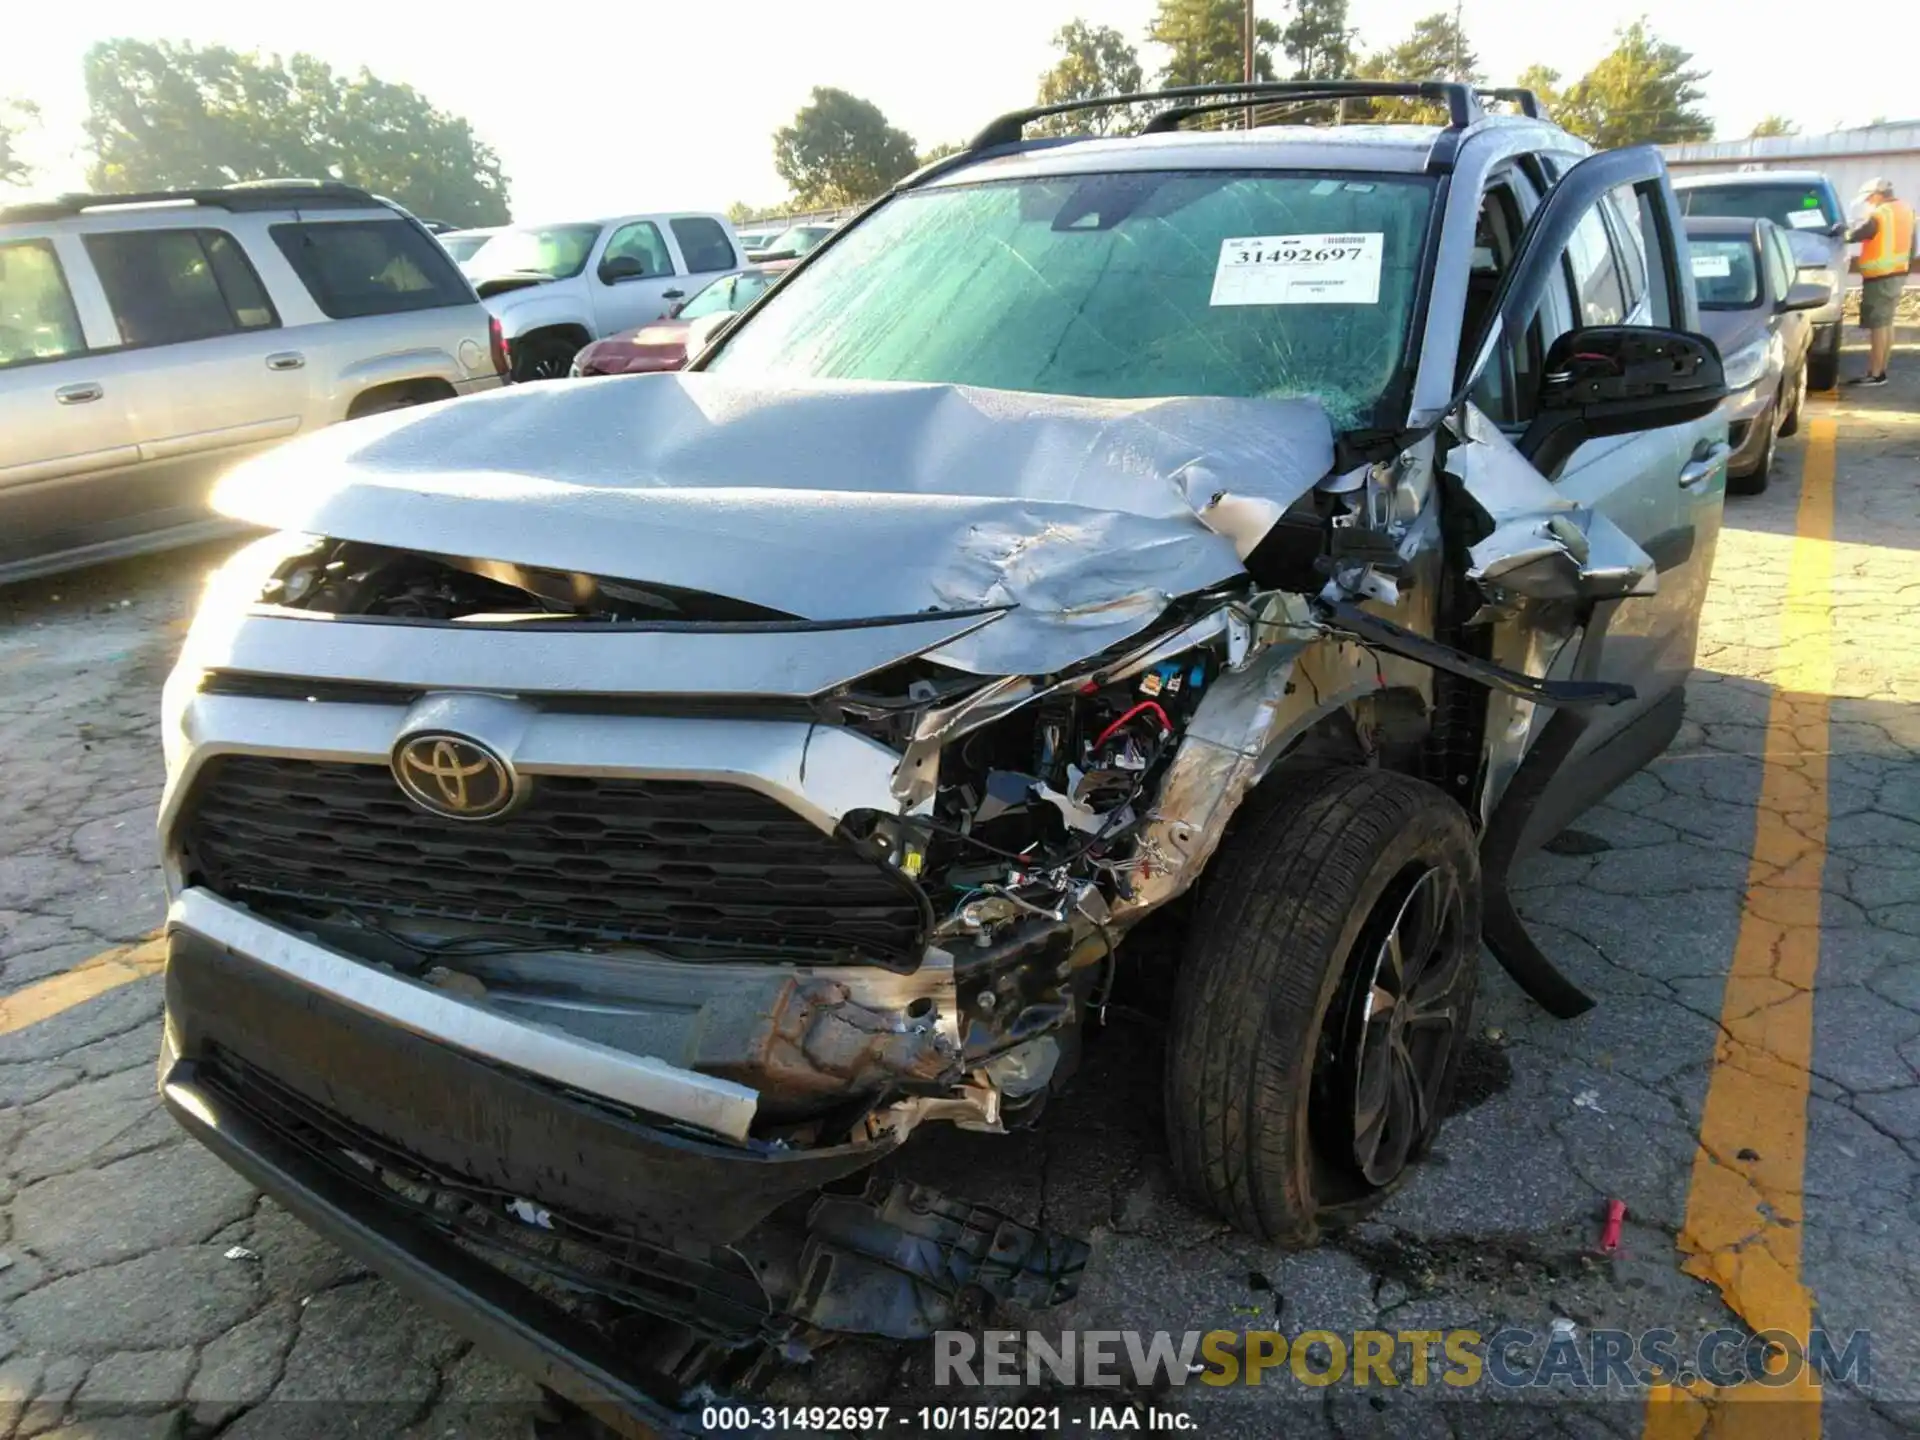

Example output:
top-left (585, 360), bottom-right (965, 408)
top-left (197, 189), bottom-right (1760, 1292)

top-left (1092, 700), bottom-right (1173, 752)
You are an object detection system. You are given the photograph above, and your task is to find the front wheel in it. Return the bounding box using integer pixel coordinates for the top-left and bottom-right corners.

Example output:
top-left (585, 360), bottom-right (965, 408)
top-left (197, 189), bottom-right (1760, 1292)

top-left (1164, 767), bottom-right (1482, 1244)
top-left (511, 335), bottom-right (580, 383)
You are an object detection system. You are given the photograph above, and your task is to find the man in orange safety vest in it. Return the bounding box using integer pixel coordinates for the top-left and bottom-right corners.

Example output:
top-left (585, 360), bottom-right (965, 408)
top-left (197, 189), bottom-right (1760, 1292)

top-left (1846, 177), bottom-right (1916, 386)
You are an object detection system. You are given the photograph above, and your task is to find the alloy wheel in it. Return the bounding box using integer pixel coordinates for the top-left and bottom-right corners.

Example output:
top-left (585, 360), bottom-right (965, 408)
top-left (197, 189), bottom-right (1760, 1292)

top-left (1333, 864), bottom-right (1470, 1187)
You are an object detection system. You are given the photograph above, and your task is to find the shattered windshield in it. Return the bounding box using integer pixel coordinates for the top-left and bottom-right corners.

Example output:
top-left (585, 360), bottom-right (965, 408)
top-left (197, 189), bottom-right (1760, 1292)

top-left (706, 170), bottom-right (1435, 429)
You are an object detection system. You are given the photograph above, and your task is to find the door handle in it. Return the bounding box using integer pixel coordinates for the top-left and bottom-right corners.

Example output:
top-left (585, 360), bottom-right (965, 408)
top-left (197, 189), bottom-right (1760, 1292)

top-left (265, 351), bottom-right (306, 371)
top-left (55, 382), bottom-right (103, 405)
top-left (662, 289), bottom-right (685, 300)
top-left (1680, 441), bottom-right (1731, 488)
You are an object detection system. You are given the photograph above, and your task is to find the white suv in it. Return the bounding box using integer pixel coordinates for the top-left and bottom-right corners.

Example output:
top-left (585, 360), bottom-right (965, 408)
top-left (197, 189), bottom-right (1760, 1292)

top-left (0, 182), bottom-right (506, 585)
top-left (465, 212), bottom-right (744, 380)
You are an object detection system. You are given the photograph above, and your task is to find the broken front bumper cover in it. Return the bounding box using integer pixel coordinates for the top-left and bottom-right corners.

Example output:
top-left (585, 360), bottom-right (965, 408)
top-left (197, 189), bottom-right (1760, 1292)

top-left (161, 892), bottom-right (1087, 1430)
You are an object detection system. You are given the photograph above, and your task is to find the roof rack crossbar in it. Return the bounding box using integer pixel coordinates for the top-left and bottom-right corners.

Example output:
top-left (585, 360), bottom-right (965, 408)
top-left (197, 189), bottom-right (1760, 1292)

top-left (1476, 87), bottom-right (1543, 119)
top-left (1141, 83), bottom-right (1473, 134)
top-left (970, 80), bottom-right (1486, 151)
top-left (0, 181), bottom-right (384, 226)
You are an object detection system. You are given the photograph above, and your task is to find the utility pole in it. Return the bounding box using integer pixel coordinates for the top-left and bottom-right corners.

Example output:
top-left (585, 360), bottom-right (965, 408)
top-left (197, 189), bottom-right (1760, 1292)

top-left (1453, 0), bottom-right (1465, 80)
top-left (1244, 0), bottom-right (1256, 128)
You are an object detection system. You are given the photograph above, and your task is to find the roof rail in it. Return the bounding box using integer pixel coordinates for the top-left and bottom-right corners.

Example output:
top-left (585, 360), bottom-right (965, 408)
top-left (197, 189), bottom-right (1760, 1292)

top-left (0, 180), bottom-right (385, 226)
top-left (970, 80), bottom-right (1513, 151)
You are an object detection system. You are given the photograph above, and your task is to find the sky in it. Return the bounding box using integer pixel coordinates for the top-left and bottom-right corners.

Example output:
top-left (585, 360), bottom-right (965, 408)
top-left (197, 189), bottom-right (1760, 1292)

top-left (3, 0), bottom-right (1913, 220)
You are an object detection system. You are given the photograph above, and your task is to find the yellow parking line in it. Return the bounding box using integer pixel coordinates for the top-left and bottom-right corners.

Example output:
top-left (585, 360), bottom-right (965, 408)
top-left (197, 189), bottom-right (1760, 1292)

top-left (1644, 417), bottom-right (1837, 1438)
top-left (0, 936), bottom-right (166, 1039)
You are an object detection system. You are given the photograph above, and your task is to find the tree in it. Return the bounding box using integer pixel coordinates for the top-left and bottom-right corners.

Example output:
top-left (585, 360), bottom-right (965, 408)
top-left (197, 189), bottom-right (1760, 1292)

top-left (82, 40), bottom-right (509, 225)
top-left (1, 98), bottom-right (38, 188)
top-left (1358, 12), bottom-right (1484, 121)
top-left (918, 141), bottom-right (964, 165)
top-left (1749, 114), bottom-right (1798, 138)
top-left (1544, 21), bottom-right (1712, 149)
top-left (1033, 20), bottom-right (1144, 136)
top-left (773, 87), bottom-right (918, 209)
top-left (1147, 0), bottom-right (1279, 88)
top-left (1280, 0), bottom-right (1355, 83)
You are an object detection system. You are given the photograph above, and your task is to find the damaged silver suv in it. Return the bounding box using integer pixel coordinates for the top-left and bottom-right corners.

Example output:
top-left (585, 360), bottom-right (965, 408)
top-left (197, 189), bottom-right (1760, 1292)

top-left (157, 81), bottom-right (1730, 1427)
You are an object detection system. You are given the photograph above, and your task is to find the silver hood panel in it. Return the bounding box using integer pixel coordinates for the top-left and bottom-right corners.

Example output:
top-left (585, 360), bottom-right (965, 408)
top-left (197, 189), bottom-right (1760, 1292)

top-left (214, 373), bottom-right (1336, 675)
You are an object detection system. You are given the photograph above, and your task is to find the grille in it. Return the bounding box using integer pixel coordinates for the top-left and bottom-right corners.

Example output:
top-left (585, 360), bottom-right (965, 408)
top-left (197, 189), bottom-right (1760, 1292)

top-left (180, 755), bottom-right (926, 963)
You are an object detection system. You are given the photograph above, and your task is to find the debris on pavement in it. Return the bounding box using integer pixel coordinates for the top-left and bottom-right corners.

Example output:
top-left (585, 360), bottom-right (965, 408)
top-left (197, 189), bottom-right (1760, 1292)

top-left (1601, 1199), bottom-right (1626, 1253)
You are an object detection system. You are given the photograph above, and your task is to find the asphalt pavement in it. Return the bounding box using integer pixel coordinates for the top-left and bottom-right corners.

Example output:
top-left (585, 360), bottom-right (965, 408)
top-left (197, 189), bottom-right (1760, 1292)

top-left (0, 341), bottom-right (1915, 1439)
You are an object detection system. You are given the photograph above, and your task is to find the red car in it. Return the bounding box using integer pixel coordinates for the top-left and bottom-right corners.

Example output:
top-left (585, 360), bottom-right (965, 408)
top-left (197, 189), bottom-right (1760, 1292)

top-left (570, 262), bottom-right (794, 376)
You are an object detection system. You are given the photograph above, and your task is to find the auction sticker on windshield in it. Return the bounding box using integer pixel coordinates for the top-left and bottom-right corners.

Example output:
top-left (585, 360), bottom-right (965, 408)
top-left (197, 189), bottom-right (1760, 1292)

top-left (1692, 253), bottom-right (1733, 278)
top-left (1211, 232), bottom-right (1383, 306)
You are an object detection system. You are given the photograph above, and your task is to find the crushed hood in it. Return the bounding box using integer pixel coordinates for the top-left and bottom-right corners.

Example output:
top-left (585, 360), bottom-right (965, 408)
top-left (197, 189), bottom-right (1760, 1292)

top-left (215, 373), bottom-right (1336, 674)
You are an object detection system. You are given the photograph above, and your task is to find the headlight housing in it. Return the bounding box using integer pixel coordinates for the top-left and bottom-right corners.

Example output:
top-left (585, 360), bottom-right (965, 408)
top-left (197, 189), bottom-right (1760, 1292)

top-left (1722, 338), bottom-right (1771, 391)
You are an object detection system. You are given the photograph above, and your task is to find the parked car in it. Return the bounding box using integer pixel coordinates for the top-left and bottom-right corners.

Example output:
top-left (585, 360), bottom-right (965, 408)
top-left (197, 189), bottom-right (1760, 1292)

top-left (437, 226), bottom-right (502, 268)
top-left (746, 221), bottom-right (834, 260)
top-left (569, 261), bottom-right (794, 376)
top-left (733, 226), bottom-right (782, 252)
top-left (1685, 216), bottom-right (1828, 494)
top-left (1675, 170), bottom-right (1846, 390)
top-left (465, 213), bottom-right (744, 381)
top-left (0, 182), bottom-right (505, 585)
top-left (158, 82), bottom-right (1730, 1430)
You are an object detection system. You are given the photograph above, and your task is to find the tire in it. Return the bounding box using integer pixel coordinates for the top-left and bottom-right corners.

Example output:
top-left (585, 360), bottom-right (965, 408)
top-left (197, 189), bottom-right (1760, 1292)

top-left (1778, 362), bottom-right (1808, 438)
top-left (1164, 767), bottom-right (1482, 1244)
top-left (511, 335), bottom-right (580, 383)
top-left (1808, 340), bottom-right (1840, 393)
top-left (1728, 399), bottom-right (1776, 496)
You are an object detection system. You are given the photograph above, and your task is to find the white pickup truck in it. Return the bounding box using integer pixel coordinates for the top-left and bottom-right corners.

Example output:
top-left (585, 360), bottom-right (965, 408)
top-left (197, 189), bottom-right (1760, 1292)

top-left (468, 212), bottom-right (745, 381)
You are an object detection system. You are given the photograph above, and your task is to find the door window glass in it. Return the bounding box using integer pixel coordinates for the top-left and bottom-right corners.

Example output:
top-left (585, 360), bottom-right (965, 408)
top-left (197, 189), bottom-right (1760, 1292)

top-left (1562, 208), bottom-right (1627, 326)
top-left (670, 217), bottom-right (737, 274)
top-left (0, 240), bottom-right (86, 369)
top-left (87, 228), bottom-right (279, 347)
top-left (1630, 186), bottom-right (1675, 326)
top-left (599, 221), bottom-right (672, 281)
top-left (1604, 189), bottom-right (1647, 310)
top-left (270, 220), bottom-right (471, 319)
top-left (1464, 180), bottom-right (1536, 424)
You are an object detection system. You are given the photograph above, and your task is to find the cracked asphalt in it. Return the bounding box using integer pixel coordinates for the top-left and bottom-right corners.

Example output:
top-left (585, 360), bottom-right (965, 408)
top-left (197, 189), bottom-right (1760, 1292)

top-left (0, 342), bottom-right (1916, 1439)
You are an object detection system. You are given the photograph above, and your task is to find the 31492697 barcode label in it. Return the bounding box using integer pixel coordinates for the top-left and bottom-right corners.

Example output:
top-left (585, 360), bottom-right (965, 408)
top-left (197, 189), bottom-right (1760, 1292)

top-left (1210, 232), bottom-right (1384, 306)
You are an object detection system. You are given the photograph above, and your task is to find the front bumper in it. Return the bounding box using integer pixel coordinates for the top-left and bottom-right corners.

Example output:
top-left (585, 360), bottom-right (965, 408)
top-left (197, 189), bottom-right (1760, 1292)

top-left (163, 893), bottom-right (1085, 1429)
top-left (163, 891), bottom-right (898, 1242)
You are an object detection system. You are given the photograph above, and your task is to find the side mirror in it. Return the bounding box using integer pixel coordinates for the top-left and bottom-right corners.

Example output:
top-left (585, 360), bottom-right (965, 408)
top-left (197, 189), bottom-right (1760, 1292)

top-left (599, 255), bottom-right (646, 283)
top-left (1519, 326), bottom-right (1728, 477)
top-left (1783, 280), bottom-right (1831, 311)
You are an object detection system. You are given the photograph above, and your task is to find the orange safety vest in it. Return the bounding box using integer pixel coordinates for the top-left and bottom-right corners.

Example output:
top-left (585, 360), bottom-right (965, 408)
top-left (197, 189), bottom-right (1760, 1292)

top-left (1860, 199), bottom-right (1915, 279)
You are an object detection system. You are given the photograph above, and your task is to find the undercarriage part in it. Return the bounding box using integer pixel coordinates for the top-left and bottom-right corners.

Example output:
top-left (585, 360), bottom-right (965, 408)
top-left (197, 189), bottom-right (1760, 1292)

top-left (1478, 705), bottom-right (1598, 1018)
top-left (789, 1179), bottom-right (1089, 1339)
top-left (1320, 601), bottom-right (1635, 708)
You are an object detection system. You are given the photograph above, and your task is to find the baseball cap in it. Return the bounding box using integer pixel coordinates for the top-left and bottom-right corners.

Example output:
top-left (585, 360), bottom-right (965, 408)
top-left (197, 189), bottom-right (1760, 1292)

top-left (1857, 176), bottom-right (1894, 198)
